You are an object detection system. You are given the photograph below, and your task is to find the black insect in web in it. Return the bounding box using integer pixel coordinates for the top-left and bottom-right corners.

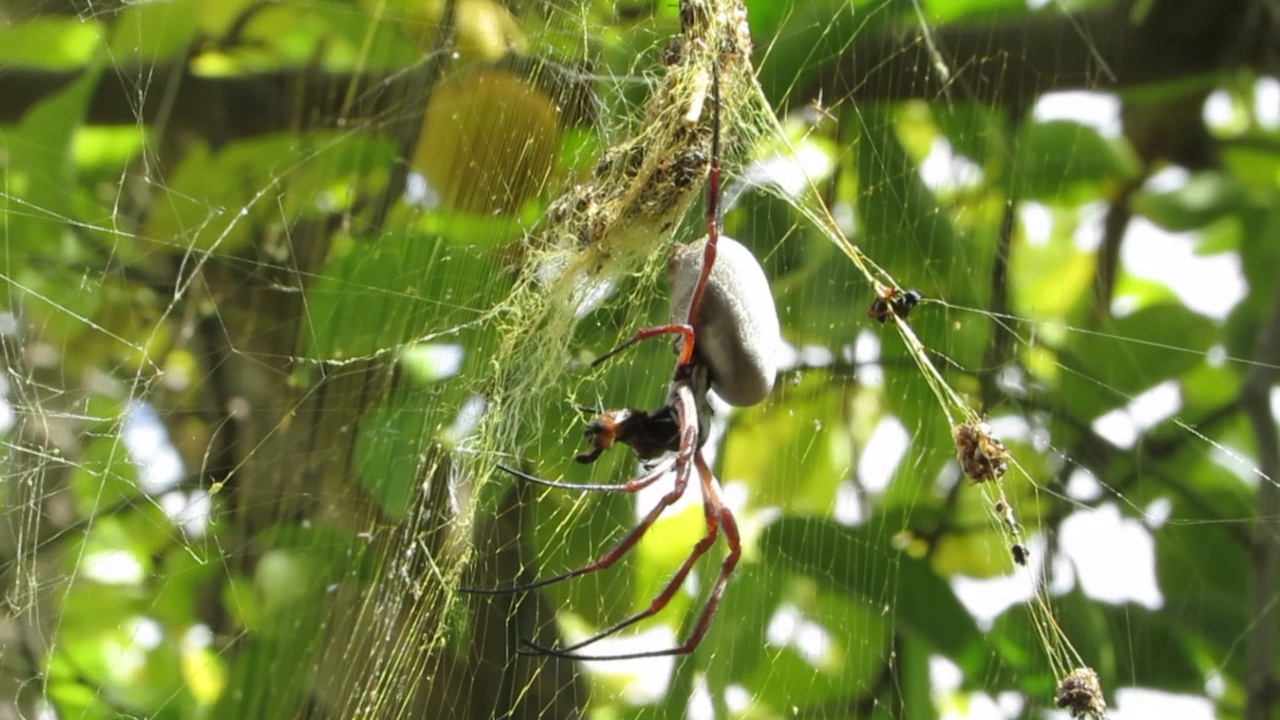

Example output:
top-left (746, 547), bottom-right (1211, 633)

top-left (465, 27), bottom-right (781, 661)
top-left (868, 286), bottom-right (922, 324)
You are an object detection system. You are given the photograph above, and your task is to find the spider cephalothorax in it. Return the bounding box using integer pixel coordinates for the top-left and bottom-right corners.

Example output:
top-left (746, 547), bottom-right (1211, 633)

top-left (574, 404), bottom-right (680, 464)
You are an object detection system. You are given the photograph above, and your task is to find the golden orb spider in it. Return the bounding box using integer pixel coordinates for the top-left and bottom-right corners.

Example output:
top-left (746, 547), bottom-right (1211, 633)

top-left (471, 54), bottom-right (780, 661)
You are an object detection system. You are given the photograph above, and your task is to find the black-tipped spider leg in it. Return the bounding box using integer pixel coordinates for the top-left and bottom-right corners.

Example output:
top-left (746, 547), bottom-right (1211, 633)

top-left (519, 448), bottom-right (742, 661)
top-left (495, 460), bottom-right (674, 493)
top-left (465, 394), bottom-right (698, 599)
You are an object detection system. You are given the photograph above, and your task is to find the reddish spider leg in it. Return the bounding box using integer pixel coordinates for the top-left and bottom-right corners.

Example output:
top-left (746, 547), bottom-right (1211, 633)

top-left (472, 386), bottom-right (697, 597)
top-left (519, 387), bottom-right (743, 660)
top-left (590, 63), bottom-right (724, 374)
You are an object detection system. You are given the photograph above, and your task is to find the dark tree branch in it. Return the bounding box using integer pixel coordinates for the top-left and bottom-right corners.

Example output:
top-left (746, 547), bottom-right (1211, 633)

top-left (812, 0), bottom-right (1275, 109)
top-left (0, 54), bottom-right (595, 146)
top-left (981, 155), bottom-right (1019, 410)
top-left (1243, 285), bottom-right (1280, 720)
top-left (2, 1), bottom-right (1272, 148)
top-left (1091, 179), bottom-right (1140, 318)
top-left (365, 0), bottom-right (458, 234)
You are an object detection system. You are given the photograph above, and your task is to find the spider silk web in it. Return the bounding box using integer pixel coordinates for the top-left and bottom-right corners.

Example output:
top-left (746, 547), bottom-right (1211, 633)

top-left (0, 0), bottom-right (1274, 719)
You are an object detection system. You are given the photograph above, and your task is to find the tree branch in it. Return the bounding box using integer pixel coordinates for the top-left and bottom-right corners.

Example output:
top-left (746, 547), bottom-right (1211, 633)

top-left (3, 1), bottom-right (1271, 147)
top-left (811, 0), bottom-right (1273, 108)
top-left (1243, 285), bottom-right (1280, 720)
top-left (0, 54), bottom-right (595, 146)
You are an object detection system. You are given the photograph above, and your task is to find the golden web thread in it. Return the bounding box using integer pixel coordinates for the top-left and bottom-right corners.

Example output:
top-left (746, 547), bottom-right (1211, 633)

top-left (461, 0), bottom-right (756, 530)
top-left (439, 0), bottom-right (1109, 714)
top-left (725, 17), bottom-right (1110, 717)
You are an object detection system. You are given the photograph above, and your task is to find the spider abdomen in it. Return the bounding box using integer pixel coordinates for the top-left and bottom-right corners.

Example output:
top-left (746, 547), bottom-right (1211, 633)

top-left (668, 235), bottom-right (780, 407)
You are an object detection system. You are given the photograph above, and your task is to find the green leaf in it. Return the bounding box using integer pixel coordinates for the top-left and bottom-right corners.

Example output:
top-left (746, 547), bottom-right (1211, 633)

top-left (760, 517), bottom-right (986, 671)
top-left (933, 103), bottom-right (1010, 171)
top-left (145, 132), bottom-right (394, 256)
top-left (525, 467), bottom-right (644, 631)
top-left (1102, 603), bottom-right (1203, 690)
top-left (110, 0), bottom-right (199, 63)
top-left (762, 591), bottom-right (891, 711)
top-left (856, 105), bottom-right (960, 278)
top-left (1223, 131), bottom-right (1280, 189)
top-left (1012, 209), bottom-right (1096, 317)
top-left (305, 231), bottom-right (509, 361)
top-left (699, 563), bottom-right (784, 688)
top-left (1012, 120), bottom-right (1139, 201)
top-left (1134, 172), bottom-right (1248, 232)
top-left (47, 680), bottom-right (114, 720)
top-left (1058, 303), bottom-right (1219, 421)
top-left (1156, 517), bottom-right (1250, 680)
top-left (0, 16), bottom-right (102, 68)
top-left (766, 224), bottom-right (869, 349)
top-left (723, 374), bottom-right (852, 514)
top-left (354, 390), bottom-right (444, 520)
top-left (926, 0), bottom-right (1028, 22)
top-left (70, 437), bottom-right (141, 517)
top-left (0, 59), bottom-right (106, 342)
top-left (753, 1), bottom-right (865, 107)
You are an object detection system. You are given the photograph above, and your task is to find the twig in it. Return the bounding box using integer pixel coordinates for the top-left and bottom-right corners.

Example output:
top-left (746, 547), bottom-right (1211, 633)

top-left (1243, 285), bottom-right (1280, 720)
top-left (365, 0), bottom-right (458, 234)
top-left (812, 0), bottom-right (1263, 107)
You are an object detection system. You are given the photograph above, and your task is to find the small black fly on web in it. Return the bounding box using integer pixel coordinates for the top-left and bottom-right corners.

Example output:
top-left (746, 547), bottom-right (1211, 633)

top-left (868, 287), bottom-right (922, 323)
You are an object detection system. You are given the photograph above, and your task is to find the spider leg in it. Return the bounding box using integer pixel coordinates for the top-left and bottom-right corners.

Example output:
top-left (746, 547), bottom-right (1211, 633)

top-left (519, 479), bottom-right (721, 655)
top-left (682, 60), bottom-right (723, 348)
top-left (590, 322), bottom-right (695, 368)
top-left (521, 448), bottom-right (741, 661)
top-left (669, 451), bottom-right (742, 652)
top-left (589, 62), bottom-right (725, 374)
top-left (496, 460), bottom-right (674, 493)
top-left (464, 440), bottom-right (695, 597)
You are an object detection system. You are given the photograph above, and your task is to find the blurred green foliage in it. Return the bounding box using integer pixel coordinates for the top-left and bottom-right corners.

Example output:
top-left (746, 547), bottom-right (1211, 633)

top-left (0, 0), bottom-right (1275, 719)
